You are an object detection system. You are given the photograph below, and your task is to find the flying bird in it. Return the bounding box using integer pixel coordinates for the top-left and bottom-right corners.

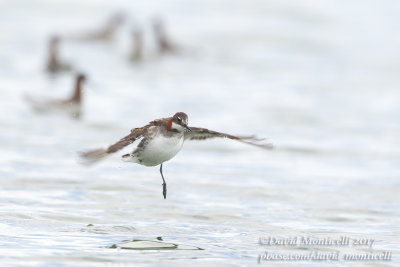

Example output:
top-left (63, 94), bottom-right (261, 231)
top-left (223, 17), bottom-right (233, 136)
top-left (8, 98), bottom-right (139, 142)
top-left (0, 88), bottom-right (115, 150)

top-left (80, 112), bottom-right (272, 199)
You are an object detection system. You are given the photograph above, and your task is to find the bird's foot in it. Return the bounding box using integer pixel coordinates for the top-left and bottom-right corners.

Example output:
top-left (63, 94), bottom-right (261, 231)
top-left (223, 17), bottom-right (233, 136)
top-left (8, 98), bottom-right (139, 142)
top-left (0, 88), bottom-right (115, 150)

top-left (162, 182), bottom-right (167, 199)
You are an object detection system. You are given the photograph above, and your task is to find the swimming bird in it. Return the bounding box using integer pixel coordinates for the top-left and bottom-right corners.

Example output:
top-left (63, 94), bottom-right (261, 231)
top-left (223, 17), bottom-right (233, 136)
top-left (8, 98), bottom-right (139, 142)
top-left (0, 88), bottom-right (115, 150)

top-left (25, 74), bottom-right (86, 119)
top-left (152, 18), bottom-right (177, 54)
top-left (73, 13), bottom-right (125, 42)
top-left (46, 36), bottom-right (72, 73)
top-left (80, 112), bottom-right (272, 199)
top-left (130, 27), bottom-right (144, 62)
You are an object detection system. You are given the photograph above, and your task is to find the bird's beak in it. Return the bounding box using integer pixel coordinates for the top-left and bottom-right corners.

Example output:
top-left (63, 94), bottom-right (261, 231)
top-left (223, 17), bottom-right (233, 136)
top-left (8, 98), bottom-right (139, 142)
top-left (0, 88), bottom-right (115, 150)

top-left (184, 124), bottom-right (191, 131)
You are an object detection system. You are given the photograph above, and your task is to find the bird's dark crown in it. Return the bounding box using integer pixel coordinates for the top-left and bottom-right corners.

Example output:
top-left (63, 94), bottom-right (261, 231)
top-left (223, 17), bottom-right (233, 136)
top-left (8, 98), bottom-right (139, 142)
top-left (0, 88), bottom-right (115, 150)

top-left (172, 112), bottom-right (188, 125)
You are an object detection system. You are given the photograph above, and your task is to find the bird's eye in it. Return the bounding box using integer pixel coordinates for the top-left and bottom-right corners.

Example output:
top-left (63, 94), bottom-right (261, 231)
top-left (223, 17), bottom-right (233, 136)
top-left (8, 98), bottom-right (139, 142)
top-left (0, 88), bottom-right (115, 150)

top-left (177, 117), bottom-right (181, 122)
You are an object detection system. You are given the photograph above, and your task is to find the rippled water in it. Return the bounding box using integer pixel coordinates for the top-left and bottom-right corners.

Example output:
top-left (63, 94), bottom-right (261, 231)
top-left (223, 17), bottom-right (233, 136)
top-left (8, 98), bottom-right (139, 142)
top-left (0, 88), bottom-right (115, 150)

top-left (1, 0), bottom-right (399, 266)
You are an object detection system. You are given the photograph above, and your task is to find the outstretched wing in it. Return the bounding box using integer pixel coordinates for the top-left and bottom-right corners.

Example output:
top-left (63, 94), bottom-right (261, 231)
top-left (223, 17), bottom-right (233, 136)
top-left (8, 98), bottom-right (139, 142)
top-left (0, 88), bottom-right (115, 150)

top-left (79, 126), bottom-right (148, 165)
top-left (184, 127), bottom-right (273, 149)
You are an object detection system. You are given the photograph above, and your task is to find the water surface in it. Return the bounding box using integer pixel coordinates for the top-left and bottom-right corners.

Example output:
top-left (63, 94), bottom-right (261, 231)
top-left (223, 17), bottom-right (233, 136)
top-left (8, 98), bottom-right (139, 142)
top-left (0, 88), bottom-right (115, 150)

top-left (0, 0), bottom-right (399, 266)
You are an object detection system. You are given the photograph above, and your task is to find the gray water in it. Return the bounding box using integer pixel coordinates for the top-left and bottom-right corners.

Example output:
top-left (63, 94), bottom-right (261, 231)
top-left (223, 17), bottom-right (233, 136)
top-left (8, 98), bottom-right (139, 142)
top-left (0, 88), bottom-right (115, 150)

top-left (1, 0), bottom-right (399, 266)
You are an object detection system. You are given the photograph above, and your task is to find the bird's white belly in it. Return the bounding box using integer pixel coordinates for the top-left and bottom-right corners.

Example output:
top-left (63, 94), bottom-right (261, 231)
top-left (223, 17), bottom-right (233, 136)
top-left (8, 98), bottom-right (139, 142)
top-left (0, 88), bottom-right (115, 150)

top-left (128, 134), bottom-right (184, 166)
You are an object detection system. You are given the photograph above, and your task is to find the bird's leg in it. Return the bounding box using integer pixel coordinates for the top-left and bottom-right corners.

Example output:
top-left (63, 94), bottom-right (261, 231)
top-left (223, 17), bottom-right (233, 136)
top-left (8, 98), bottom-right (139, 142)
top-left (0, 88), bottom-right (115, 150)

top-left (159, 163), bottom-right (167, 199)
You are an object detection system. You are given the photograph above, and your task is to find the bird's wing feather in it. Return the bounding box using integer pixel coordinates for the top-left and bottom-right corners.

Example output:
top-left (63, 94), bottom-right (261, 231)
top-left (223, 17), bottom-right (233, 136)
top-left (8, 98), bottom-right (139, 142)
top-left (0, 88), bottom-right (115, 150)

top-left (184, 127), bottom-right (273, 149)
top-left (148, 117), bottom-right (168, 126)
top-left (79, 126), bottom-right (148, 165)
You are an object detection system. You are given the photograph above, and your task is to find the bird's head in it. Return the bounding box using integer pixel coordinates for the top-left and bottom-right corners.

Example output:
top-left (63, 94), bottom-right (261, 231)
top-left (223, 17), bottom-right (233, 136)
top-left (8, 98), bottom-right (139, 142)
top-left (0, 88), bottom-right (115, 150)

top-left (77, 73), bottom-right (86, 83)
top-left (167, 112), bottom-right (191, 132)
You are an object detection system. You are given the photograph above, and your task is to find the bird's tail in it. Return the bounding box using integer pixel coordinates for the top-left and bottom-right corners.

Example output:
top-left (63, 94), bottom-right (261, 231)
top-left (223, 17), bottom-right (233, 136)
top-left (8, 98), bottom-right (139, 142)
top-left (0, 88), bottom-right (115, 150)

top-left (24, 94), bottom-right (43, 111)
top-left (78, 148), bottom-right (109, 165)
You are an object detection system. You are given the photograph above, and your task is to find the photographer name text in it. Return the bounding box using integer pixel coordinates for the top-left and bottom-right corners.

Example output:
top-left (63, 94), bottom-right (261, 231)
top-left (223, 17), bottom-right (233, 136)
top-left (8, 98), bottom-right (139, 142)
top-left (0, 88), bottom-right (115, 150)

top-left (259, 236), bottom-right (373, 247)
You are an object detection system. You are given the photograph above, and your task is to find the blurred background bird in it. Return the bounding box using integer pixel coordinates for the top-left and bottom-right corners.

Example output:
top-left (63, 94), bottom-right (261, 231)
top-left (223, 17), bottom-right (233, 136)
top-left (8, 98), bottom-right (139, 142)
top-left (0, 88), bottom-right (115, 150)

top-left (25, 73), bottom-right (86, 119)
top-left (46, 36), bottom-right (72, 73)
